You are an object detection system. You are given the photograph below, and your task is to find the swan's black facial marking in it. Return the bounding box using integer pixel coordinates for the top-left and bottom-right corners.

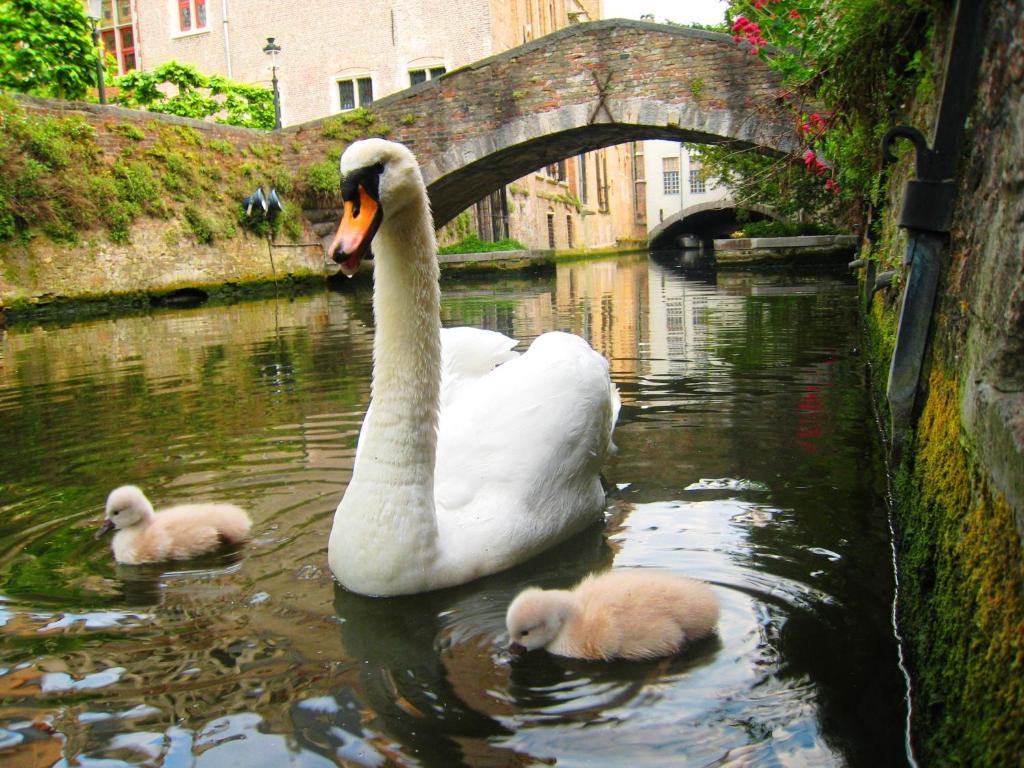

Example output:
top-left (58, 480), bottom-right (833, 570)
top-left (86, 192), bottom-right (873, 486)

top-left (341, 162), bottom-right (385, 217)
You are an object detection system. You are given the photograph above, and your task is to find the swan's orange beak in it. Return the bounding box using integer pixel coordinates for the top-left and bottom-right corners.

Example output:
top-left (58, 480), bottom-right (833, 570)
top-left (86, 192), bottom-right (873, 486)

top-left (328, 185), bottom-right (382, 278)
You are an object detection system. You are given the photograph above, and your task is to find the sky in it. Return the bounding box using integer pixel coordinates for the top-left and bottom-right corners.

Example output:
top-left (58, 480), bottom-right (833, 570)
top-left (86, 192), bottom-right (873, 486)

top-left (602, 0), bottom-right (729, 26)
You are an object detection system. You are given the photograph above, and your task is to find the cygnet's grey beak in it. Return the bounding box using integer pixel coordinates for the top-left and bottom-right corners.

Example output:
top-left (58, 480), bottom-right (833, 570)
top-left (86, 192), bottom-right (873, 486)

top-left (508, 641), bottom-right (526, 658)
top-left (95, 519), bottom-right (116, 539)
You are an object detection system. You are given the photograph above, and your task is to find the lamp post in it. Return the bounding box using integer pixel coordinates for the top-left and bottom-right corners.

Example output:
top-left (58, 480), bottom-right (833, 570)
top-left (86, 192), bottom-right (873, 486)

top-left (86, 0), bottom-right (107, 104)
top-left (263, 37), bottom-right (282, 129)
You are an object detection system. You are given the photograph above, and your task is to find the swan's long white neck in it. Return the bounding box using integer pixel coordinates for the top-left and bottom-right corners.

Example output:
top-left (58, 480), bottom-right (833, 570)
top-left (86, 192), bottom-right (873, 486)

top-left (329, 190), bottom-right (444, 595)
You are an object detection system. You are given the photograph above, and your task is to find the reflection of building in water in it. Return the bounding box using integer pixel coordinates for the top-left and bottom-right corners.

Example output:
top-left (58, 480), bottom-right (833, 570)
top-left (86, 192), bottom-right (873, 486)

top-left (553, 256), bottom-right (648, 386)
top-left (646, 264), bottom-right (725, 381)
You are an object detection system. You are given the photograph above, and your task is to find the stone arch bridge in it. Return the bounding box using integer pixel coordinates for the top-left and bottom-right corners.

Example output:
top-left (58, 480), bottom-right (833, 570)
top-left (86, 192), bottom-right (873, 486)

top-left (282, 19), bottom-right (801, 231)
top-left (648, 199), bottom-right (778, 249)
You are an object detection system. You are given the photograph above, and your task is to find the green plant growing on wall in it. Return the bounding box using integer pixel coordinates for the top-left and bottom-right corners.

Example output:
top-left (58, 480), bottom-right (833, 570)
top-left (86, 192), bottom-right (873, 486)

top-left (688, 77), bottom-right (705, 99)
top-left (114, 61), bottom-right (275, 130)
top-left (320, 108), bottom-right (389, 141)
top-left (111, 123), bottom-right (146, 142)
top-left (700, 0), bottom-right (934, 230)
top-left (0, 0), bottom-right (95, 100)
top-left (438, 234), bottom-right (526, 255)
top-left (0, 95), bottom-right (306, 248)
top-left (302, 160), bottom-right (341, 204)
top-left (183, 205), bottom-right (215, 244)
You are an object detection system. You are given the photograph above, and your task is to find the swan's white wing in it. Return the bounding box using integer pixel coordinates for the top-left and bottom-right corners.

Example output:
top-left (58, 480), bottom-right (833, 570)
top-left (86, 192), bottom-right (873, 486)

top-left (434, 331), bottom-right (617, 567)
top-left (440, 326), bottom-right (519, 408)
top-left (354, 327), bottom-right (518, 461)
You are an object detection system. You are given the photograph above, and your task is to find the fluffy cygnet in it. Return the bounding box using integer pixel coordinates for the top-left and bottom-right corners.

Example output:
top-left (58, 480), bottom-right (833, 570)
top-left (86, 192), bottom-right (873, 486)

top-left (96, 485), bottom-right (252, 565)
top-left (506, 569), bottom-right (719, 661)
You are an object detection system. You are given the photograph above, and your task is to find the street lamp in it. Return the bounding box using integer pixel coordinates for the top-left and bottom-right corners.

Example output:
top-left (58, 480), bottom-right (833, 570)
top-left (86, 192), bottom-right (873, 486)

top-left (263, 37), bottom-right (282, 129)
top-left (86, 0), bottom-right (107, 104)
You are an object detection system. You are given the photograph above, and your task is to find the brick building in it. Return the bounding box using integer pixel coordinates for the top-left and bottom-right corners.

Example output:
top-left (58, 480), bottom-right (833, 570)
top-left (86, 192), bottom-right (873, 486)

top-left (100, 0), bottom-right (645, 250)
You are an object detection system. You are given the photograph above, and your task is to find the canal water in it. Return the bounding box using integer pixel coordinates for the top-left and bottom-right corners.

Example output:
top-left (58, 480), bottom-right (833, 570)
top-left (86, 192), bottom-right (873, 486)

top-left (0, 253), bottom-right (909, 766)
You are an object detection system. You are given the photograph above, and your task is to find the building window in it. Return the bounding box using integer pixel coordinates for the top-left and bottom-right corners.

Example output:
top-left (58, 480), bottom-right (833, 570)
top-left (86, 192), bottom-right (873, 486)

top-left (632, 142), bottom-right (646, 225)
top-left (475, 187), bottom-right (509, 242)
top-left (177, 0), bottom-right (207, 33)
top-left (547, 213), bottom-right (556, 248)
top-left (338, 77), bottom-right (374, 111)
top-left (409, 66), bottom-right (446, 86)
top-left (543, 160), bottom-right (566, 182)
top-left (663, 156), bottom-right (680, 195)
top-left (578, 153), bottom-right (588, 204)
top-left (689, 159), bottom-right (706, 194)
top-left (595, 152), bottom-right (609, 213)
top-left (99, 0), bottom-right (137, 74)
top-left (566, 215), bottom-right (574, 248)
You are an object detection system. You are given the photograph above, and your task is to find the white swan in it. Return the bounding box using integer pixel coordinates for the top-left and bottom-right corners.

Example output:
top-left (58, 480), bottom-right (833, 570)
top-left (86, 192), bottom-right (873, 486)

top-left (326, 138), bottom-right (620, 596)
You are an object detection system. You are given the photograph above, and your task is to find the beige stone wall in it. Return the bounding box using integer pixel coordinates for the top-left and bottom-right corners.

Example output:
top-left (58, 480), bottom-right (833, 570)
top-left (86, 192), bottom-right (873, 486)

top-left (1, 217), bottom-right (322, 307)
top-left (134, 0), bottom-right (495, 127)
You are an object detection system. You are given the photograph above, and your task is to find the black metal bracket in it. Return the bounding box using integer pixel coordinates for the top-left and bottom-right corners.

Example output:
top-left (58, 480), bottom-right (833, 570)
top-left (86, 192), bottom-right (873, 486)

top-left (881, 126), bottom-right (956, 235)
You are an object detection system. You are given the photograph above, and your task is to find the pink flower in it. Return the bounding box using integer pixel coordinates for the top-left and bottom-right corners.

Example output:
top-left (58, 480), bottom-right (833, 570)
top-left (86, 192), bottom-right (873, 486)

top-left (749, 47), bottom-right (760, 55)
top-left (803, 149), bottom-right (816, 167)
top-left (810, 112), bottom-right (825, 125)
top-left (732, 15), bottom-right (749, 32)
top-left (789, 8), bottom-right (801, 18)
top-left (753, 0), bottom-right (767, 9)
top-left (799, 122), bottom-right (811, 134)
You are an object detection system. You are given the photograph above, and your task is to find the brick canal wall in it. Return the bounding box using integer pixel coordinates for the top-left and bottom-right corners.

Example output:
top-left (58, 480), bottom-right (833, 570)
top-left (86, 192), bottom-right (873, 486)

top-left (1, 97), bottom-right (323, 311)
top-left (864, 1), bottom-right (1024, 763)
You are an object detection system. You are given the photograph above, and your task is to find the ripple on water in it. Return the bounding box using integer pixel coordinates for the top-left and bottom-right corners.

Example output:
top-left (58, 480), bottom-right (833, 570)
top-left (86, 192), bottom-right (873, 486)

top-left (0, 265), bottom-right (908, 767)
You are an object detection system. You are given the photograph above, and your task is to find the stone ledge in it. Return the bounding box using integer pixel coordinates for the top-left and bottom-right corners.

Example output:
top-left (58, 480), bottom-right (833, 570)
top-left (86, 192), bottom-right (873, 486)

top-left (712, 235), bottom-right (858, 264)
top-left (437, 249), bottom-right (553, 266)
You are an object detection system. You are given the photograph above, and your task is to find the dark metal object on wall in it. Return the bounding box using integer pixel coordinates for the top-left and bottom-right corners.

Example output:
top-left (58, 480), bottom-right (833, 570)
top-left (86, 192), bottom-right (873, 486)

top-left (879, 0), bottom-right (987, 460)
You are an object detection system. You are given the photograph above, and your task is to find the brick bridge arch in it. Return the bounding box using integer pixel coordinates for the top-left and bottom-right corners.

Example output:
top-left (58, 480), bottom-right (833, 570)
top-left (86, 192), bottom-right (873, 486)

top-left (648, 199), bottom-right (778, 249)
top-left (285, 20), bottom-right (798, 229)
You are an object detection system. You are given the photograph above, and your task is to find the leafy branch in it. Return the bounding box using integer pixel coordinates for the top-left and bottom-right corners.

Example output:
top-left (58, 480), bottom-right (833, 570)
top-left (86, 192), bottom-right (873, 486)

top-left (113, 62), bottom-right (276, 130)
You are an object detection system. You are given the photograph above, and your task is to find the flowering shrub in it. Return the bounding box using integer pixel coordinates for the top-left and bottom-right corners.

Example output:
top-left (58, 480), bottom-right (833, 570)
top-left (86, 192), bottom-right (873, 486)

top-left (699, 0), bottom-right (933, 229)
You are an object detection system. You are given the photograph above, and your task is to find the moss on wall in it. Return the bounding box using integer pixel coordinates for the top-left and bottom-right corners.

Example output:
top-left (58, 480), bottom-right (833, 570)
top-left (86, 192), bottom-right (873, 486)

top-left (891, 367), bottom-right (1024, 765)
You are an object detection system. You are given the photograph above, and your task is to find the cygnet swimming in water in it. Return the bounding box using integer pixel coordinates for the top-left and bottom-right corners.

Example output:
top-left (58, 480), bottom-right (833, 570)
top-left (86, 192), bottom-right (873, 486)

top-left (96, 485), bottom-right (252, 564)
top-left (506, 569), bottom-right (719, 661)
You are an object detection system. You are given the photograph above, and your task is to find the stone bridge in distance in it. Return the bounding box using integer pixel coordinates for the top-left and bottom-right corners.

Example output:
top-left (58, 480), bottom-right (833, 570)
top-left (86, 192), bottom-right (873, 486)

top-left (283, 19), bottom-right (800, 232)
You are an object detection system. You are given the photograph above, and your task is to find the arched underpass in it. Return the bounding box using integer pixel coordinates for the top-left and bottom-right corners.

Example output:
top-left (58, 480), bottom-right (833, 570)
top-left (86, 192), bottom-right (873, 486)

top-left (648, 200), bottom-right (777, 251)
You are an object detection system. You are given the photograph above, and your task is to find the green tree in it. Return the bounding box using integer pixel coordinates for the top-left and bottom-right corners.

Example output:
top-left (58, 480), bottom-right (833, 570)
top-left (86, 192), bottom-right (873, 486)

top-left (114, 62), bottom-right (275, 130)
top-left (0, 0), bottom-right (96, 99)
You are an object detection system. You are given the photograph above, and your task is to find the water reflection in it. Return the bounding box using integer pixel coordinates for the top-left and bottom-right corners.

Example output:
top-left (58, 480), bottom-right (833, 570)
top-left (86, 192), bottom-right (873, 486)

top-left (0, 254), bottom-right (907, 766)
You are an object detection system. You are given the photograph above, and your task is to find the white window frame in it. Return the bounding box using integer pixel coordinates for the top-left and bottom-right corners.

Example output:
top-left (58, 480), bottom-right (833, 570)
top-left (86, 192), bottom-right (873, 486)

top-left (405, 64), bottom-right (446, 87)
top-left (662, 156), bottom-right (681, 196)
top-left (689, 169), bottom-right (706, 195)
top-left (171, 0), bottom-right (209, 38)
top-left (333, 73), bottom-right (375, 113)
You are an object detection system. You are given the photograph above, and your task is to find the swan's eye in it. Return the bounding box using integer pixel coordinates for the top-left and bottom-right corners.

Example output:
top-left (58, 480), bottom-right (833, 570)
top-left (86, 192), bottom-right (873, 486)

top-left (111, 510), bottom-right (120, 516)
top-left (520, 629), bottom-right (530, 637)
